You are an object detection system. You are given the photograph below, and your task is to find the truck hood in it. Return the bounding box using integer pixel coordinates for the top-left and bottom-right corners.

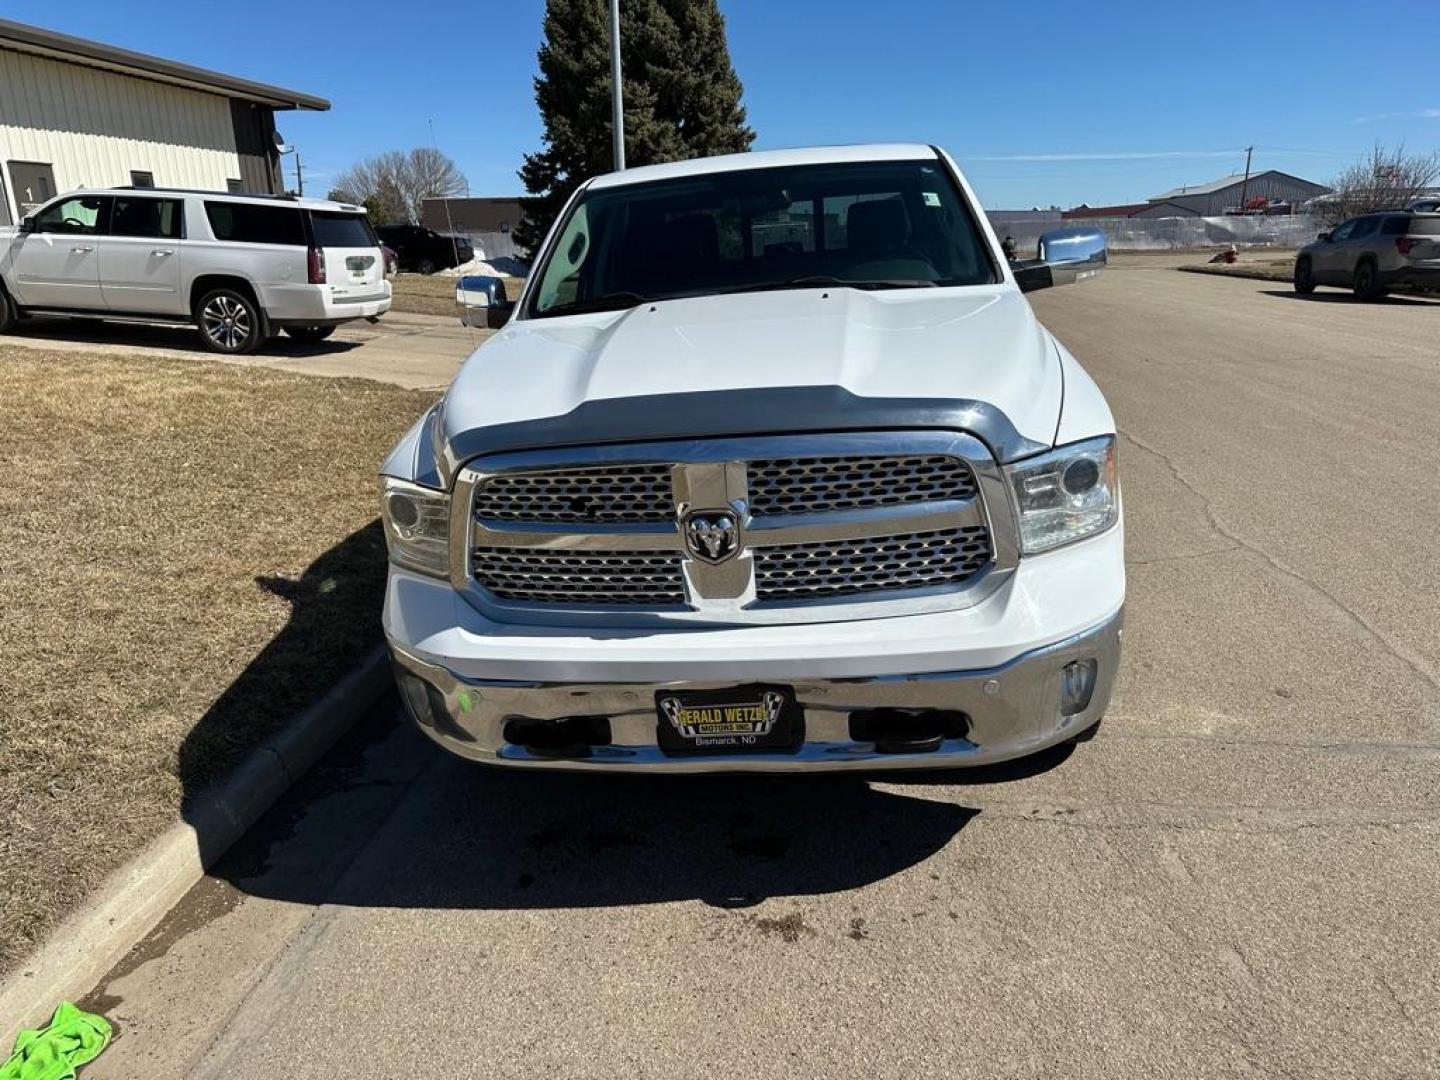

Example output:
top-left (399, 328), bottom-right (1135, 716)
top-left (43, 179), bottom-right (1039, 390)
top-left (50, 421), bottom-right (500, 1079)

top-left (425, 286), bottom-right (1060, 484)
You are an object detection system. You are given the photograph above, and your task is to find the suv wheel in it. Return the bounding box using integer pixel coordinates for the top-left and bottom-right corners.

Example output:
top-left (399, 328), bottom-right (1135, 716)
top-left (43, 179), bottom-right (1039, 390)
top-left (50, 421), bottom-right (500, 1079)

top-left (1293, 257), bottom-right (1315, 295)
top-left (197, 288), bottom-right (262, 354)
top-left (1352, 260), bottom-right (1386, 301)
top-left (0, 288), bottom-right (17, 334)
top-left (284, 324), bottom-right (335, 344)
top-left (415, 257), bottom-right (436, 275)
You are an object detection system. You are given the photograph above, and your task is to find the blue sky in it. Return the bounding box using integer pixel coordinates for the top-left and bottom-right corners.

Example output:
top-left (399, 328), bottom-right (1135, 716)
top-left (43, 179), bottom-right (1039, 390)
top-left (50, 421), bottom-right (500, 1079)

top-left (8, 0), bottom-right (1438, 208)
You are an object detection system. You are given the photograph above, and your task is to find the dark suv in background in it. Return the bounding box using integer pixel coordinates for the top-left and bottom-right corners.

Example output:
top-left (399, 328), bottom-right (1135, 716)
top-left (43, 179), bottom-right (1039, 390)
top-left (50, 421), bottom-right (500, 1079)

top-left (1295, 211), bottom-right (1440, 300)
top-left (375, 224), bottom-right (473, 274)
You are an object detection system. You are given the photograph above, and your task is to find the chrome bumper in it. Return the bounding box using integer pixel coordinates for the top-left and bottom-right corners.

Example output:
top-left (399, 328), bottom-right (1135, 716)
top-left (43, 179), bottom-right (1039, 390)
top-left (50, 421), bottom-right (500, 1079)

top-left (389, 609), bottom-right (1122, 773)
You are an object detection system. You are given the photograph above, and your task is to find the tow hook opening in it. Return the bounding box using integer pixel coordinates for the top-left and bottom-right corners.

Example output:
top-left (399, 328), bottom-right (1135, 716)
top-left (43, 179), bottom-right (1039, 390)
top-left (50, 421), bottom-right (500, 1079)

top-left (849, 709), bottom-right (969, 754)
top-left (503, 716), bottom-right (612, 757)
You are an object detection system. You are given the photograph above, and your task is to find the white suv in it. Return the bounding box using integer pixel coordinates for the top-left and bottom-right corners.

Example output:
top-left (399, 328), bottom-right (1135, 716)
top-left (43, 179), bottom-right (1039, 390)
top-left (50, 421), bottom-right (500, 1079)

top-left (0, 188), bottom-right (391, 353)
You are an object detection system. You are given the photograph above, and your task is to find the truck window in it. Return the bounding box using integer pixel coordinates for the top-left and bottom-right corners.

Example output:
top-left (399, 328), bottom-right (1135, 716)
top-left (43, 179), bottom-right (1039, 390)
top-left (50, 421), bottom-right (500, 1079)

top-left (204, 201), bottom-right (305, 246)
top-left (528, 158), bottom-right (997, 318)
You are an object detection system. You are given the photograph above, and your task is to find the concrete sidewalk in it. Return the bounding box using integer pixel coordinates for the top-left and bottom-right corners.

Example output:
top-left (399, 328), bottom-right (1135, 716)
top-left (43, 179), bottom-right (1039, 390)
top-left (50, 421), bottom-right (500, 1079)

top-left (1, 309), bottom-right (482, 389)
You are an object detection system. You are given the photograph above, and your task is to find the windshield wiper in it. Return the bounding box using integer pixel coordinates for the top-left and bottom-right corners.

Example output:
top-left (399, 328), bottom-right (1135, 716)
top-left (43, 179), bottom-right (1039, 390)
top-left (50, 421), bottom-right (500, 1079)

top-left (542, 291), bottom-right (649, 317)
top-left (719, 276), bottom-right (939, 295)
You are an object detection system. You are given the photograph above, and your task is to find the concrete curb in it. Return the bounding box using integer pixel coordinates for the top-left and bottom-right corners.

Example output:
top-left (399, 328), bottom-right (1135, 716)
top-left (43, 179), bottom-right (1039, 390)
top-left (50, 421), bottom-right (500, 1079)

top-left (0, 644), bottom-right (391, 1049)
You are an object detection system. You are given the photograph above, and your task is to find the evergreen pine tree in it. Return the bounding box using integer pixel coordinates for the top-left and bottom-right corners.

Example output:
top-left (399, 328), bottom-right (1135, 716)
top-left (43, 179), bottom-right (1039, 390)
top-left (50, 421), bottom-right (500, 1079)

top-left (515, 0), bottom-right (754, 254)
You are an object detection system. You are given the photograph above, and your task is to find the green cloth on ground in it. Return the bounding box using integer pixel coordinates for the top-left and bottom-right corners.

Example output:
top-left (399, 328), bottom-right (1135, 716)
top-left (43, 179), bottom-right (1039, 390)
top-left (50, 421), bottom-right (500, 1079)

top-left (1, 1002), bottom-right (111, 1080)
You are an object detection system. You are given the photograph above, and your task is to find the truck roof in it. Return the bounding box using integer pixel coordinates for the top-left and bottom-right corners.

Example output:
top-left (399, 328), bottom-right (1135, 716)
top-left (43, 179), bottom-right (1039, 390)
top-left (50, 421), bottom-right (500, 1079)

top-left (585, 143), bottom-right (940, 191)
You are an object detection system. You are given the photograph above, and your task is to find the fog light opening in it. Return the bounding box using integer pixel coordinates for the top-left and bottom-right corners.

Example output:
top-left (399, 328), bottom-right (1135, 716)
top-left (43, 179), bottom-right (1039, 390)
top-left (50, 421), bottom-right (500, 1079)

top-left (394, 667), bottom-right (436, 728)
top-left (1060, 659), bottom-right (1098, 717)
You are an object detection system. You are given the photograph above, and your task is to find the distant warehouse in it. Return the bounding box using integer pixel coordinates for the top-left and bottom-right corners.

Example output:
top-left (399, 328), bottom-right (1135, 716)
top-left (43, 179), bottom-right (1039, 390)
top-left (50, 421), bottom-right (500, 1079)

top-left (0, 17), bottom-right (328, 225)
top-left (1145, 171), bottom-right (1330, 216)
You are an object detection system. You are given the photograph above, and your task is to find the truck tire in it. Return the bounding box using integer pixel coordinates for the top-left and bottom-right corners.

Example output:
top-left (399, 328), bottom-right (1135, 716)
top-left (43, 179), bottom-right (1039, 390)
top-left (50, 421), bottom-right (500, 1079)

top-left (196, 287), bottom-right (263, 354)
top-left (1352, 260), bottom-right (1386, 302)
top-left (1292, 257), bottom-right (1315, 295)
top-left (416, 257), bottom-right (436, 275)
top-left (0, 287), bottom-right (17, 334)
top-left (284, 324), bottom-right (335, 344)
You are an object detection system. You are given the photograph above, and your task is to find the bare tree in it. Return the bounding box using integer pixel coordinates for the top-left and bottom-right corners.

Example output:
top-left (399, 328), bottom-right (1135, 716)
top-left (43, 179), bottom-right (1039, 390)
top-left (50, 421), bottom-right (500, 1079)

top-left (331, 148), bottom-right (467, 225)
top-left (401, 147), bottom-right (467, 221)
top-left (1319, 143), bottom-right (1440, 225)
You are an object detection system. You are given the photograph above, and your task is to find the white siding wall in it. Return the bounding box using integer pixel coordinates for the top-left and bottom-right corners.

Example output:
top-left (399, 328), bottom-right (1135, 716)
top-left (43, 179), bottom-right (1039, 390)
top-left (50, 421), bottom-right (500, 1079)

top-left (0, 48), bottom-right (243, 217)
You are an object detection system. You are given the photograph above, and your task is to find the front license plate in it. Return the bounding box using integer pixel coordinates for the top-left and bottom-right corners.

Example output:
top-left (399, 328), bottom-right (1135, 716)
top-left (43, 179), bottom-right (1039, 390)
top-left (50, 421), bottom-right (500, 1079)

top-left (655, 684), bottom-right (801, 754)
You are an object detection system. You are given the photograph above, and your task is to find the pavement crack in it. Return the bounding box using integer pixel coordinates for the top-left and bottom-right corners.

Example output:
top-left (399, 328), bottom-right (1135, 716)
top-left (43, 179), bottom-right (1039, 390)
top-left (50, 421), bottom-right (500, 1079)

top-left (1119, 429), bottom-right (1440, 695)
top-left (1131, 545), bottom-right (1242, 566)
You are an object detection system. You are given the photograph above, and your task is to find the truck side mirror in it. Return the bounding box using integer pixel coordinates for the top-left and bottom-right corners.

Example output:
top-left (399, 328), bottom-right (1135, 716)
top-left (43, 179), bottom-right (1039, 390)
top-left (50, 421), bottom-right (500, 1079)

top-left (18, 215), bottom-right (36, 234)
top-left (456, 275), bottom-right (515, 330)
top-left (1317, 231), bottom-right (1332, 242)
top-left (1012, 228), bottom-right (1107, 294)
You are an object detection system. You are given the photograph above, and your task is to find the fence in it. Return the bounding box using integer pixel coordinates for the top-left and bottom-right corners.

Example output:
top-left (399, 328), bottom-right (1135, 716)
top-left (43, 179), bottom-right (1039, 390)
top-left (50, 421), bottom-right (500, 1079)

top-left (990, 214), bottom-right (1323, 253)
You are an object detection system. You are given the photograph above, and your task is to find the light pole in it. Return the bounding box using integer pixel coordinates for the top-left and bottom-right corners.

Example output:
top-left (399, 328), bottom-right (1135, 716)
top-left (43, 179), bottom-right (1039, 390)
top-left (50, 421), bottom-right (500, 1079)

top-left (609, 0), bottom-right (625, 171)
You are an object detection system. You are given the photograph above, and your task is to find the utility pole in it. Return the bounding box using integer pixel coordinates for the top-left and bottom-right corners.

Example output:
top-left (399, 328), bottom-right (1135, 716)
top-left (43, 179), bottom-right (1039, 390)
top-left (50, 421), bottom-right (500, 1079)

top-left (1238, 145), bottom-right (1253, 213)
top-left (609, 0), bottom-right (625, 170)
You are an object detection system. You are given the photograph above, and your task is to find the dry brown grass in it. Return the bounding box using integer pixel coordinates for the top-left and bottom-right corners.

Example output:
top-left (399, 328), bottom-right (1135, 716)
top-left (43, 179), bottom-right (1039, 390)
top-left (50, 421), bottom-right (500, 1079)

top-left (388, 274), bottom-right (526, 317)
top-left (0, 348), bottom-right (436, 975)
top-left (1178, 255), bottom-right (1295, 283)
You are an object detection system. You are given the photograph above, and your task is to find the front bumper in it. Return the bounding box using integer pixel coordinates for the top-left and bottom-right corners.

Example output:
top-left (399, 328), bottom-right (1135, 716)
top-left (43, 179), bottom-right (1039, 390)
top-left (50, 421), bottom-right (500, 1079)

top-left (389, 608), bottom-right (1122, 773)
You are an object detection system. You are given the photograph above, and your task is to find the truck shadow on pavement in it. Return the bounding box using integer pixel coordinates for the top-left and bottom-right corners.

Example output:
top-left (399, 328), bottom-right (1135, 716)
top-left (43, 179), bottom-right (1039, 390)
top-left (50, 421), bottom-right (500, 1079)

top-left (206, 695), bottom-right (1074, 912)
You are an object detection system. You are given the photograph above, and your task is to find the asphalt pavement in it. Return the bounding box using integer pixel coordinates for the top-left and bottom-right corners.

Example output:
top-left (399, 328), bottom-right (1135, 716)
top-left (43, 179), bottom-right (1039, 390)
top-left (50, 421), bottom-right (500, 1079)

top-left (79, 259), bottom-right (1440, 1079)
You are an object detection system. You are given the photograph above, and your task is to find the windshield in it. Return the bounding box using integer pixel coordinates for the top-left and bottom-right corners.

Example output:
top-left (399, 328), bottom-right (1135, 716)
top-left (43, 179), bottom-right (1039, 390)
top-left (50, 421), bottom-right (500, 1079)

top-left (527, 158), bottom-right (998, 318)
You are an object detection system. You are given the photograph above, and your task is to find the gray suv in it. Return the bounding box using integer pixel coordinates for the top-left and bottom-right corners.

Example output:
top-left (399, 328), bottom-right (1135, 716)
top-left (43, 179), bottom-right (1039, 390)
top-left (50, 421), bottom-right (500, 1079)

top-left (1294, 211), bottom-right (1440, 300)
top-left (0, 188), bottom-right (391, 353)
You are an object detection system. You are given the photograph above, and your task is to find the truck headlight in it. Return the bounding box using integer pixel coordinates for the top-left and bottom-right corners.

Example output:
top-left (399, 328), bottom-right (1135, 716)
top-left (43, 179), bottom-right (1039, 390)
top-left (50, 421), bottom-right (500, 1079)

top-left (381, 477), bottom-right (450, 576)
top-left (1005, 436), bottom-right (1118, 554)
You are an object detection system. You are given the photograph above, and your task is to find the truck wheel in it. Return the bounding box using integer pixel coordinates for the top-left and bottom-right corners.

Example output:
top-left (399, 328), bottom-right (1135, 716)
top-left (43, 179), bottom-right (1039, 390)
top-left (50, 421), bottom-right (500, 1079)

top-left (0, 288), bottom-right (17, 334)
top-left (284, 324), bottom-right (335, 344)
top-left (1352, 260), bottom-right (1386, 301)
top-left (1292, 257), bottom-right (1315, 295)
top-left (196, 288), bottom-right (262, 354)
top-left (416, 258), bottom-right (436, 275)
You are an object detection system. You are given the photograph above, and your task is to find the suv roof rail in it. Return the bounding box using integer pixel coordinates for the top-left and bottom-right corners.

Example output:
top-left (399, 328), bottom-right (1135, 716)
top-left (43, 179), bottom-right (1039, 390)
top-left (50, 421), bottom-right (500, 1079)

top-left (111, 185), bottom-right (301, 200)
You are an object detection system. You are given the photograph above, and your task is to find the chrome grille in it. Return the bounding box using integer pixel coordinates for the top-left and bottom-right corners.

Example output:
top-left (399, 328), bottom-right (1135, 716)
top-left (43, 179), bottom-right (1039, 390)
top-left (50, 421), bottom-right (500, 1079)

top-left (754, 527), bottom-right (992, 601)
top-left (460, 432), bottom-right (1012, 625)
top-left (747, 455), bottom-right (976, 516)
top-left (472, 548), bottom-right (686, 605)
top-left (475, 464), bottom-right (672, 524)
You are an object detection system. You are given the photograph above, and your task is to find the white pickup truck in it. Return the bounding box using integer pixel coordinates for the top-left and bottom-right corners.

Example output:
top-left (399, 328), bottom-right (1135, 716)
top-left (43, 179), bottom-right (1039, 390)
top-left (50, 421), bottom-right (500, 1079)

top-left (380, 144), bottom-right (1122, 772)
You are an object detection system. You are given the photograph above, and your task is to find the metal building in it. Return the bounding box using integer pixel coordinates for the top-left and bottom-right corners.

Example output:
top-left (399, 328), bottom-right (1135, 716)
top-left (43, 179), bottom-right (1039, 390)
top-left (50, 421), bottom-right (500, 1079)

top-left (1146, 171), bottom-right (1331, 216)
top-left (0, 18), bottom-right (328, 225)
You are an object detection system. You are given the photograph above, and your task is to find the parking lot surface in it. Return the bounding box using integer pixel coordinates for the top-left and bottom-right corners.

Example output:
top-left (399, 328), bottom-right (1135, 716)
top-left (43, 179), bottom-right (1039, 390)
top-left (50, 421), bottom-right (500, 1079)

top-left (81, 261), bottom-right (1440, 1079)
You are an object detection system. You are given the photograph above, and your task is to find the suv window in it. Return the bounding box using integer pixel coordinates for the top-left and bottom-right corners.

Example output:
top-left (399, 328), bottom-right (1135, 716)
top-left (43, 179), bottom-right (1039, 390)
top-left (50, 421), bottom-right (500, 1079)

top-left (204, 201), bottom-right (306, 246)
top-left (111, 196), bottom-right (182, 239)
top-left (309, 211), bottom-right (378, 248)
top-left (1381, 216), bottom-right (1408, 236)
top-left (1350, 216), bottom-right (1380, 239)
top-left (1404, 215), bottom-right (1440, 236)
top-left (1329, 219), bottom-right (1357, 242)
top-left (33, 195), bottom-right (109, 234)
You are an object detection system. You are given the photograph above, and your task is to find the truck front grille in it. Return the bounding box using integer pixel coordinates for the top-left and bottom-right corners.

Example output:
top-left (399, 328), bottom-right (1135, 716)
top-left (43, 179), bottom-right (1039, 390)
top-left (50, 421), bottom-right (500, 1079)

top-left (747, 454), bottom-right (977, 516)
top-left (472, 547), bottom-right (686, 605)
top-left (463, 434), bottom-right (1007, 623)
top-left (753, 526), bottom-right (991, 601)
top-left (474, 463), bottom-right (673, 523)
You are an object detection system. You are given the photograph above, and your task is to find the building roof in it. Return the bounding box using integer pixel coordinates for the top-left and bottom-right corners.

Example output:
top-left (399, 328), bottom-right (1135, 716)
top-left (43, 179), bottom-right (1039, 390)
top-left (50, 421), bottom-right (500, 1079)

top-left (586, 144), bottom-right (938, 191)
top-left (1147, 170), bottom-right (1329, 202)
top-left (0, 17), bottom-right (329, 111)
